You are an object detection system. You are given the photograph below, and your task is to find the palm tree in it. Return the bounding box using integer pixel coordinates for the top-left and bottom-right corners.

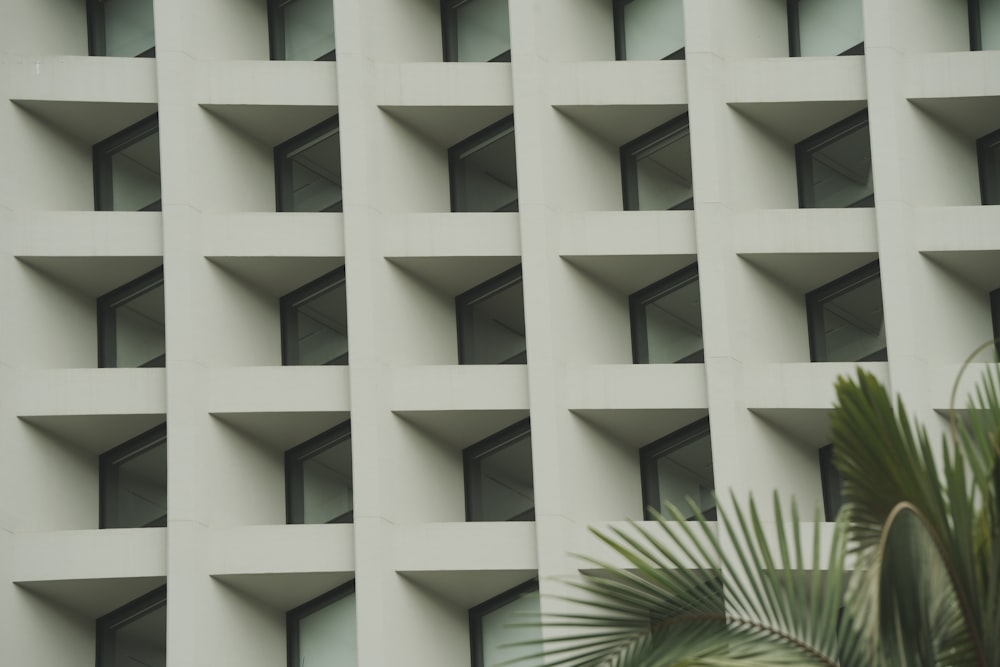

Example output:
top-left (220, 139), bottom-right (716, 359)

top-left (534, 367), bottom-right (1000, 666)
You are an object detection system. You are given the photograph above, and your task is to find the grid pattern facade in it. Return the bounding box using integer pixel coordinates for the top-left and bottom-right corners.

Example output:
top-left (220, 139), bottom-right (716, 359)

top-left (2, 0), bottom-right (1000, 665)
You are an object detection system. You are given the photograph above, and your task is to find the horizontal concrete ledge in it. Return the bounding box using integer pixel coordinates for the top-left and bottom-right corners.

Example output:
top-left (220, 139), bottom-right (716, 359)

top-left (202, 212), bottom-right (345, 258)
top-left (196, 59), bottom-right (338, 106)
top-left (393, 522), bottom-right (538, 573)
top-left (546, 60), bottom-right (687, 106)
top-left (0, 211), bottom-right (163, 257)
top-left (554, 210), bottom-right (697, 256)
top-left (6, 55), bottom-right (157, 103)
top-left (379, 212), bottom-right (521, 258)
top-left (10, 368), bottom-right (166, 417)
top-left (204, 366), bottom-right (350, 414)
top-left (904, 50), bottom-right (1000, 100)
top-left (733, 207), bottom-right (878, 255)
top-left (727, 55), bottom-right (867, 104)
top-left (13, 528), bottom-right (166, 584)
top-left (741, 362), bottom-right (889, 410)
top-left (209, 524), bottom-right (355, 577)
top-left (375, 62), bottom-right (513, 107)
top-left (389, 365), bottom-right (529, 411)
top-left (564, 364), bottom-right (708, 411)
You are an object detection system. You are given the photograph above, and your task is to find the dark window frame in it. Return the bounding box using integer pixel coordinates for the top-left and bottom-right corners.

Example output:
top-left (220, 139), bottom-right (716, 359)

top-left (989, 287), bottom-right (1000, 359)
top-left (795, 109), bottom-right (873, 209)
top-left (620, 113), bottom-right (692, 211)
top-left (464, 418), bottom-right (534, 522)
top-left (99, 423), bottom-right (167, 529)
top-left (970, 0), bottom-right (986, 50)
top-left (805, 260), bottom-right (886, 363)
top-left (267, 0), bottom-right (337, 61)
top-left (787, 0), bottom-right (864, 57)
top-left (469, 579), bottom-right (538, 667)
top-left (440, 0), bottom-right (512, 63)
top-left (285, 420), bottom-right (353, 524)
top-left (612, 0), bottom-right (686, 61)
top-left (93, 113), bottom-right (161, 212)
top-left (279, 266), bottom-right (348, 366)
top-left (977, 127), bottom-right (1000, 205)
top-left (629, 262), bottom-right (702, 364)
top-left (86, 0), bottom-right (156, 58)
top-left (819, 444), bottom-right (843, 522)
top-left (286, 580), bottom-right (356, 667)
top-left (455, 264), bottom-right (526, 365)
top-left (448, 114), bottom-right (518, 213)
top-left (97, 266), bottom-right (165, 369)
top-left (96, 585), bottom-right (166, 667)
top-left (274, 115), bottom-right (342, 213)
top-left (639, 417), bottom-right (714, 521)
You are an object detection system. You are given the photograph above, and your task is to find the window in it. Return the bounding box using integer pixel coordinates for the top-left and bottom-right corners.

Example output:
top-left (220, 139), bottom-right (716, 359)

top-left (613, 0), bottom-right (685, 61)
top-left (620, 114), bottom-right (693, 211)
top-left (787, 0), bottom-right (864, 57)
top-left (287, 582), bottom-right (357, 667)
top-left (795, 110), bottom-right (873, 209)
top-left (280, 267), bottom-right (348, 366)
top-left (96, 586), bottom-right (166, 667)
top-left (990, 288), bottom-right (1000, 359)
top-left (640, 418), bottom-right (715, 521)
top-left (275, 116), bottom-right (342, 212)
top-left (456, 265), bottom-right (526, 365)
top-left (977, 127), bottom-right (1000, 204)
top-left (93, 114), bottom-right (161, 212)
top-left (806, 261), bottom-right (886, 362)
top-left (469, 580), bottom-right (540, 667)
top-left (100, 423), bottom-right (167, 529)
top-left (629, 263), bottom-right (702, 364)
top-left (970, 0), bottom-right (1000, 50)
top-left (464, 419), bottom-right (534, 522)
top-left (819, 444), bottom-right (843, 521)
top-left (441, 0), bottom-right (511, 62)
top-left (268, 0), bottom-right (336, 61)
top-left (87, 0), bottom-right (155, 57)
top-left (97, 267), bottom-right (165, 369)
top-left (286, 422), bottom-right (353, 524)
top-left (449, 115), bottom-right (518, 212)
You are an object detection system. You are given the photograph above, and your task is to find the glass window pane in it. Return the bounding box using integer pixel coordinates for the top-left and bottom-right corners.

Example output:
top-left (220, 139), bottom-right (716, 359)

top-left (643, 278), bottom-right (703, 363)
top-left (981, 133), bottom-right (1000, 204)
top-left (293, 282), bottom-right (348, 365)
top-left (456, 0), bottom-right (510, 62)
top-left (476, 432), bottom-right (534, 521)
top-left (653, 432), bottom-right (714, 519)
top-left (463, 282), bottom-right (525, 365)
top-left (622, 0), bottom-right (684, 60)
top-left (802, 122), bottom-right (873, 208)
top-left (301, 440), bottom-right (353, 523)
top-left (103, 0), bottom-right (155, 57)
top-left (796, 0), bottom-right (863, 56)
top-left (635, 129), bottom-right (693, 210)
top-left (114, 282), bottom-right (165, 368)
top-left (818, 276), bottom-right (886, 362)
top-left (282, 0), bottom-right (336, 61)
top-left (298, 594), bottom-right (357, 666)
top-left (982, 0), bottom-right (1000, 50)
top-left (98, 592), bottom-right (166, 667)
top-left (453, 126), bottom-right (518, 212)
top-left (480, 592), bottom-right (541, 667)
top-left (287, 130), bottom-right (342, 212)
top-left (108, 131), bottom-right (161, 212)
top-left (104, 432), bottom-right (167, 529)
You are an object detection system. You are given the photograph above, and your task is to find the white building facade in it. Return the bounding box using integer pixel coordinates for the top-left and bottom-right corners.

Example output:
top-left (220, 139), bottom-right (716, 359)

top-left (2, 0), bottom-right (999, 665)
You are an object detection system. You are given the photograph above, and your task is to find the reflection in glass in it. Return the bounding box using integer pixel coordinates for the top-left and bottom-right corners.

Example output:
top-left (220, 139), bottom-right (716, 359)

top-left (622, 116), bottom-right (693, 211)
top-left (616, 0), bottom-right (685, 60)
top-left (457, 266), bottom-right (526, 365)
top-left (94, 115), bottom-right (161, 212)
top-left (807, 262), bottom-right (886, 362)
top-left (288, 585), bottom-right (358, 667)
top-left (100, 425), bottom-right (167, 529)
top-left (98, 267), bottom-right (165, 369)
top-left (444, 0), bottom-right (511, 62)
top-left (465, 421), bottom-right (534, 522)
top-left (450, 118), bottom-right (518, 212)
top-left (792, 0), bottom-right (863, 56)
top-left (271, 0), bottom-right (336, 61)
top-left (286, 424), bottom-right (353, 524)
top-left (631, 265), bottom-right (702, 364)
top-left (980, 0), bottom-right (1000, 50)
top-left (475, 586), bottom-right (542, 667)
top-left (641, 420), bottom-right (715, 521)
top-left (819, 444), bottom-right (842, 521)
top-left (978, 128), bottom-right (1000, 204)
top-left (797, 112), bottom-right (873, 208)
top-left (92, 0), bottom-right (156, 57)
top-left (281, 268), bottom-right (348, 366)
top-left (97, 588), bottom-right (166, 667)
